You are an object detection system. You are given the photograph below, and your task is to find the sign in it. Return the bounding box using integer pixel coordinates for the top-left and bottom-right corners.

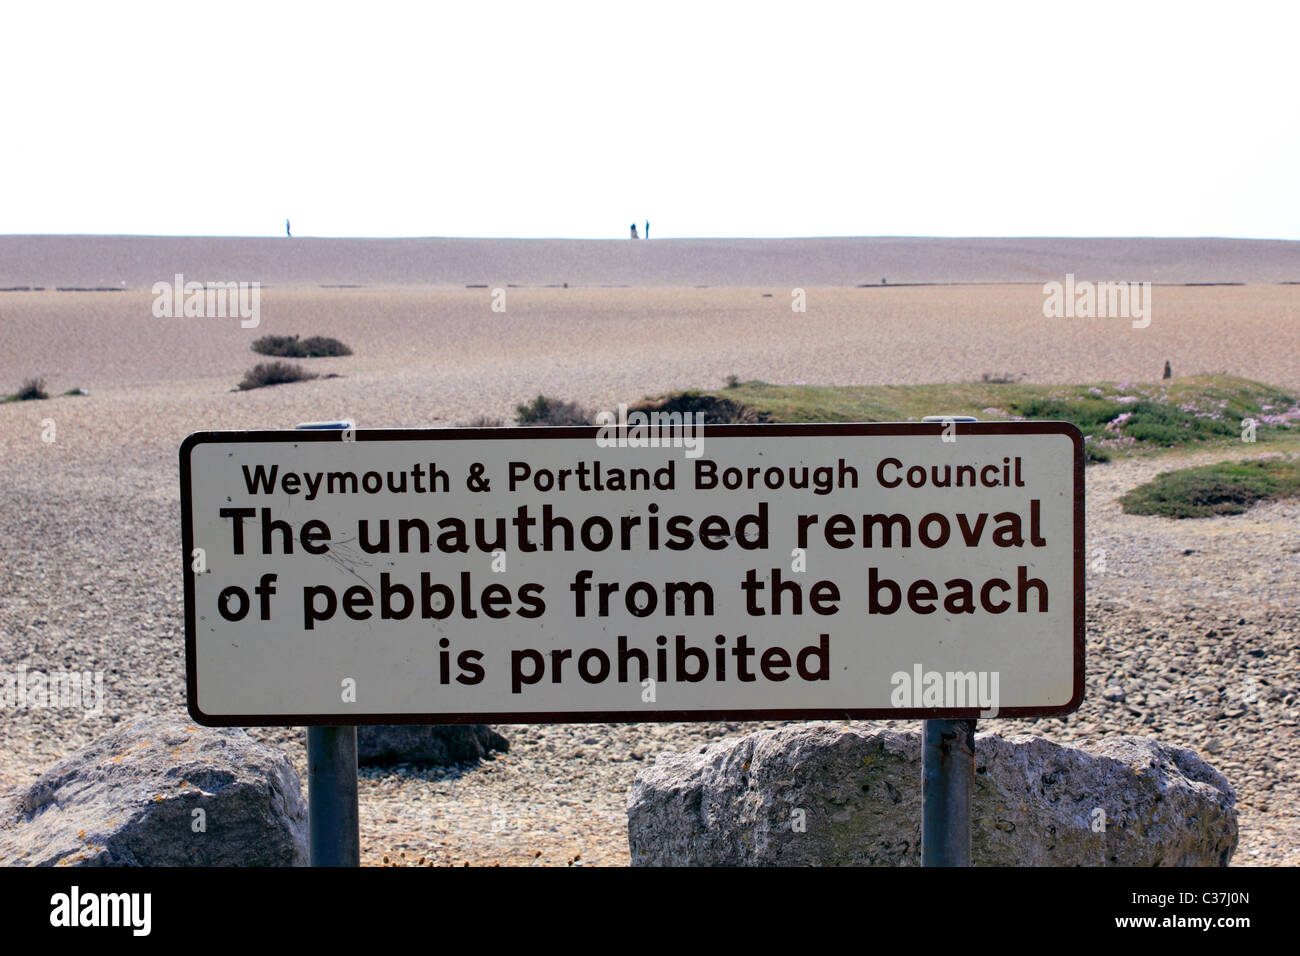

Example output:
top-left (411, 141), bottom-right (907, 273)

top-left (180, 422), bottom-right (1084, 725)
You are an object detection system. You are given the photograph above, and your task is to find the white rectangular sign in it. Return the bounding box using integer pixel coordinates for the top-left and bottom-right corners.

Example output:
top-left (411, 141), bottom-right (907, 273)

top-left (181, 422), bottom-right (1084, 725)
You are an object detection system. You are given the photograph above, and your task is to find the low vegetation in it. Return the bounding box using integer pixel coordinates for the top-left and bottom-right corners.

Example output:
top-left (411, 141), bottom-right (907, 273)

top-left (251, 334), bottom-right (352, 358)
top-left (1119, 457), bottom-right (1300, 518)
top-left (3, 377), bottom-right (49, 402)
top-left (515, 395), bottom-right (591, 426)
top-left (238, 362), bottom-right (319, 390)
top-left (629, 391), bottom-right (770, 424)
top-left (636, 375), bottom-right (1298, 463)
top-left (3, 380), bottom-right (90, 402)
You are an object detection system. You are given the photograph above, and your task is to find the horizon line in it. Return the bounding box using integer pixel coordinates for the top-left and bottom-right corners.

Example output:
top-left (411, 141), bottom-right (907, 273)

top-left (3, 233), bottom-right (1299, 243)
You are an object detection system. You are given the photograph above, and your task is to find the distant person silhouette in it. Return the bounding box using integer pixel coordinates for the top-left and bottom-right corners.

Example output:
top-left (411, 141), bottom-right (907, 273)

top-left (1163, 360), bottom-right (1172, 379)
top-left (286, 218), bottom-right (292, 238)
top-left (645, 221), bottom-right (650, 239)
top-left (630, 223), bottom-right (639, 239)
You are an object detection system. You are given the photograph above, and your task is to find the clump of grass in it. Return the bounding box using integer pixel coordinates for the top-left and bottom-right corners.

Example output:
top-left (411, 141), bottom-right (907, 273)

top-left (625, 375), bottom-right (1297, 463)
top-left (251, 334), bottom-right (302, 356)
top-left (1119, 458), bottom-right (1300, 518)
top-left (1011, 396), bottom-right (1128, 432)
top-left (515, 395), bottom-right (592, 426)
top-left (252, 334), bottom-right (352, 358)
top-left (725, 374), bottom-right (741, 389)
top-left (62, 387), bottom-right (88, 397)
top-left (465, 415), bottom-right (505, 428)
top-left (1011, 397), bottom-right (1241, 449)
top-left (981, 372), bottom-right (1021, 384)
top-left (1083, 442), bottom-right (1112, 464)
top-left (1122, 402), bottom-right (1238, 444)
top-left (238, 361), bottom-right (319, 391)
top-left (629, 390), bottom-right (769, 424)
top-left (5, 377), bottom-right (49, 402)
top-left (299, 335), bottom-right (351, 357)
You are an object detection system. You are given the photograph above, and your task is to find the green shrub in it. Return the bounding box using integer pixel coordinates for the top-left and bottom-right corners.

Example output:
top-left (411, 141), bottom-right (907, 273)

top-left (1011, 396), bottom-right (1125, 433)
top-left (1119, 458), bottom-right (1300, 518)
top-left (515, 395), bottom-right (591, 426)
top-left (238, 362), bottom-right (319, 390)
top-left (1012, 396), bottom-right (1240, 447)
top-left (252, 334), bottom-right (352, 358)
top-left (1118, 401), bottom-right (1236, 444)
top-left (298, 335), bottom-right (352, 357)
top-left (10, 377), bottom-right (49, 401)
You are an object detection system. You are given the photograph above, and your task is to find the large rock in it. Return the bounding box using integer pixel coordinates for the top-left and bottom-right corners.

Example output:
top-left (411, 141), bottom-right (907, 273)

top-left (0, 716), bottom-right (307, 866)
top-left (357, 724), bottom-right (508, 767)
top-left (627, 723), bottom-right (1237, 866)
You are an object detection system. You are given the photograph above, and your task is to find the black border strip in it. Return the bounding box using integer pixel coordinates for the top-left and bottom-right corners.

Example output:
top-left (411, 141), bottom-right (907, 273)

top-left (180, 421), bottom-right (1086, 726)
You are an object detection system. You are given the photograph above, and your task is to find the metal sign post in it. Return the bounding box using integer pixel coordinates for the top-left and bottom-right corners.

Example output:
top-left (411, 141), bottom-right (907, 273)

top-left (306, 724), bottom-right (359, 867)
top-left (296, 421), bottom-right (360, 868)
top-left (919, 416), bottom-right (980, 867)
top-left (922, 718), bottom-right (976, 865)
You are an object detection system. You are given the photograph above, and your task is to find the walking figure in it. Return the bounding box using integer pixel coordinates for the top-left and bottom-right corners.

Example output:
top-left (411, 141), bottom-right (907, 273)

top-left (1163, 360), bottom-right (1172, 379)
top-left (286, 218), bottom-right (292, 238)
top-left (645, 220), bottom-right (650, 240)
top-left (630, 223), bottom-right (639, 239)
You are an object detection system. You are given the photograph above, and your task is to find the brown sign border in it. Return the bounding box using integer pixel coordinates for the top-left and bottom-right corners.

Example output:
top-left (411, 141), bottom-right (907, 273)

top-left (181, 421), bottom-right (1085, 726)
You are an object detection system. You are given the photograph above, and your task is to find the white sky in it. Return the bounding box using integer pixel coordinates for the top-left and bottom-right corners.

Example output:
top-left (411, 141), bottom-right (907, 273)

top-left (3, 0), bottom-right (1297, 239)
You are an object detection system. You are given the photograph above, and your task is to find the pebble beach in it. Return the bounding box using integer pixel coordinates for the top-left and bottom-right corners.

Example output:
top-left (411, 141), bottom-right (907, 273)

top-left (2, 236), bottom-right (1298, 866)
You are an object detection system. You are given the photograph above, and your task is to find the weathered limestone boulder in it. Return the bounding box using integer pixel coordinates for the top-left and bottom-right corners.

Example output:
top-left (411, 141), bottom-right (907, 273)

top-left (357, 724), bottom-right (508, 767)
top-left (627, 723), bottom-right (1237, 866)
top-left (0, 716), bottom-right (307, 866)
